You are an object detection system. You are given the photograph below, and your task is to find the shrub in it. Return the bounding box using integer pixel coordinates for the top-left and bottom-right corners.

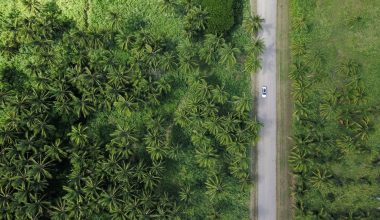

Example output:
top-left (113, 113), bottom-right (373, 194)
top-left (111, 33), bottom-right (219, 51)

top-left (196, 0), bottom-right (235, 35)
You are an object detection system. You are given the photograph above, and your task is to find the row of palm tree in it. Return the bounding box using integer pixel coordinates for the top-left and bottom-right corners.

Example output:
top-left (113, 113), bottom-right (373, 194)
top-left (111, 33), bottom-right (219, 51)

top-left (0, 0), bottom-right (264, 218)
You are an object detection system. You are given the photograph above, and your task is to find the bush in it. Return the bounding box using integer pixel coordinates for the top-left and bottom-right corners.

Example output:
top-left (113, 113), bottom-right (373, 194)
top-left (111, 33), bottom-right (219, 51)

top-left (196, 0), bottom-right (235, 34)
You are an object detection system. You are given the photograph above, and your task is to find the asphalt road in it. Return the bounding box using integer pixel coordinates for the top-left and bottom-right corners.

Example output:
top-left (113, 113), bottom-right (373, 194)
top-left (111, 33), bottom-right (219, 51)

top-left (256, 0), bottom-right (277, 219)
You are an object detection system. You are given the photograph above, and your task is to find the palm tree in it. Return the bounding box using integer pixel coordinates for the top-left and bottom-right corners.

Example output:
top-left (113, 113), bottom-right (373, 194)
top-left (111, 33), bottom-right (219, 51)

top-left (199, 34), bottom-right (224, 64)
top-left (82, 177), bottom-right (102, 201)
top-left (30, 89), bottom-right (51, 113)
top-left (70, 94), bottom-right (95, 118)
top-left (289, 148), bottom-right (311, 173)
top-left (211, 85), bottom-right (228, 104)
top-left (11, 94), bottom-right (30, 115)
top-left (110, 123), bottom-right (138, 147)
top-left (3, 110), bottom-right (21, 131)
top-left (31, 115), bottom-right (56, 138)
top-left (143, 171), bottom-right (160, 190)
top-left (99, 186), bottom-right (123, 212)
top-left (232, 93), bottom-right (251, 115)
top-left (134, 161), bottom-right (148, 182)
top-left (68, 123), bottom-right (88, 147)
top-left (107, 66), bottom-right (130, 87)
top-left (179, 54), bottom-right (198, 75)
top-left (244, 53), bottom-right (262, 73)
top-left (219, 44), bottom-right (240, 69)
top-left (44, 139), bottom-right (67, 162)
top-left (27, 155), bottom-right (52, 181)
top-left (251, 37), bottom-right (265, 55)
top-left (0, 88), bottom-right (12, 106)
top-left (144, 128), bottom-right (168, 161)
top-left (205, 175), bottom-right (225, 201)
top-left (352, 116), bottom-right (373, 141)
top-left (50, 198), bottom-right (69, 220)
top-left (63, 185), bottom-right (84, 205)
top-left (115, 162), bottom-right (133, 184)
top-left (27, 193), bottom-right (50, 219)
top-left (53, 98), bottom-right (72, 117)
top-left (309, 169), bottom-right (331, 189)
top-left (153, 78), bottom-right (172, 95)
top-left (159, 52), bottom-right (177, 71)
top-left (195, 145), bottom-right (218, 169)
top-left (115, 31), bottom-right (133, 50)
top-left (337, 59), bottom-right (360, 76)
top-left (113, 95), bottom-right (138, 116)
top-left (0, 126), bottom-right (18, 145)
top-left (179, 185), bottom-right (194, 204)
top-left (293, 14), bottom-right (308, 31)
top-left (21, 0), bottom-right (41, 15)
top-left (184, 6), bottom-right (208, 37)
top-left (107, 11), bottom-right (123, 31)
top-left (243, 14), bottom-right (264, 36)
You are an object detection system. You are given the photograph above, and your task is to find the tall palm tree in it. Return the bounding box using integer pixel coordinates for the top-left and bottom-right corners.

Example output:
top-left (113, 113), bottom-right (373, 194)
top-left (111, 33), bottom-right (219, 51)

top-left (144, 128), bottom-right (168, 161)
top-left (27, 155), bottom-right (52, 181)
top-left (21, 0), bottom-right (41, 15)
top-left (99, 186), bottom-right (123, 212)
top-left (337, 59), bottom-right (360, 77)
top-left (251, 37), bottom-right (265, 55)
top-left (50, 198), bottom-right (69, 220)
top-left (184, 6), bottom-right (208, 37)
top-left (195, 145), bottom-right (218, 169)
top-left (352, 116), bottom-right (373, 141)
top-left (70, 94), bottom-right (95, 118)
top-left (211, 85), bottom-right (228, 104)
top-left (309, 169), bottom-right (331, 189)
top-left (243, 14), bottom-right (264, 36)
top-left (68, 123), bottom-right (88, 147)
top-left (232, 93), bottom-right (251, 116)
top-left (205, 175), bottom-right (225, 201)
top-left (0, 88), bottom-right (12, 106)
top-left (218, 44), bottom-right (240, 69)
top-left (107, 11), bottom-right (124, 31)
top-left (199, 34), bottom-right (224, 64)
top-left (44, 139), bottom-right (67, 162)
top-left (244, 53), bottom-right (262, 73)
top-left (32, 115), bottom-right (56, 138)
top-left (179, 185), bottom-right (194, 204)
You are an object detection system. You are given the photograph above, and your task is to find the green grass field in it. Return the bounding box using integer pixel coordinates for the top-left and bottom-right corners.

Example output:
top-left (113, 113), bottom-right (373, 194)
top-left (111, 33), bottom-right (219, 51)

top-left (290, 0), bottom-right (380, 218)
top-left (309, 0), bottom-right (380, 148)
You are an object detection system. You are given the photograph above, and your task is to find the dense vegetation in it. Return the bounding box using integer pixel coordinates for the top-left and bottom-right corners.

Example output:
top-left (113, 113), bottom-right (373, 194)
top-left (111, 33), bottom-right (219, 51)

top-left (195, 0), bottom-right (235, 34)
top-left (290, 0), bottom-right (380, 219)
top-left (0, 0), bottom-right (263, 219)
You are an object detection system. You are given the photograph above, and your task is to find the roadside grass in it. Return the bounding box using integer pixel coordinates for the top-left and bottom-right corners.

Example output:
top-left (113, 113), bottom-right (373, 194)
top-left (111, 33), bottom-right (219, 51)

top-left (277, 0), bottom-right (293, 219)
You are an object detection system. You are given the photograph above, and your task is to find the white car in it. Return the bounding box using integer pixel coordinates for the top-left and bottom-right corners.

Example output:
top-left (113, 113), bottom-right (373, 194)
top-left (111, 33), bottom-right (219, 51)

top-left (261, 86), bottom-right (267, 98)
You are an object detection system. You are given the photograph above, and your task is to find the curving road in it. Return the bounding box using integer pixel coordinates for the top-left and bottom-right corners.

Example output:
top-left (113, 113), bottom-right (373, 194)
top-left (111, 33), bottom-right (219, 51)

top-left (255, 0), bottom-right (277, 219)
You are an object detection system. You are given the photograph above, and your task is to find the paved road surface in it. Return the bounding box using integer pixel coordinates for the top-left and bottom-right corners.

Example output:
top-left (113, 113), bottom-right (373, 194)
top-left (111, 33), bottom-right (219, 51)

top-left (255, 0), bottom-right (277, 219)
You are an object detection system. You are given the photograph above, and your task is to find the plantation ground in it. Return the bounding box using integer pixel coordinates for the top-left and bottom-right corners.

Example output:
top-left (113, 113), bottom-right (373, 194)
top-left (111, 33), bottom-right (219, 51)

top-left (309, 0), bottom-right (380, 146)
top-left (290, 0), bottom-right (380, 218)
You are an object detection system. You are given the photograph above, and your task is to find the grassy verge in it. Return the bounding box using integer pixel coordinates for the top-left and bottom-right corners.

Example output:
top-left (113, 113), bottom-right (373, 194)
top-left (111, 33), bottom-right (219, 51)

top-left (276, 0), bottom-right (293, 219)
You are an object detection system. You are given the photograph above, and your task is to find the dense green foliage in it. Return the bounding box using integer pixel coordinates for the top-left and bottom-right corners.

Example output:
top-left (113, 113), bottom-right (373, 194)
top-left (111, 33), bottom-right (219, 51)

top-left (195, 0), bottom-right (235, 35)
top-left (0, 0), bottom-right (262, 219)
top-left (290, 0), bottom-right (380, 219)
